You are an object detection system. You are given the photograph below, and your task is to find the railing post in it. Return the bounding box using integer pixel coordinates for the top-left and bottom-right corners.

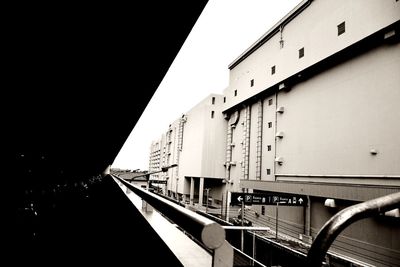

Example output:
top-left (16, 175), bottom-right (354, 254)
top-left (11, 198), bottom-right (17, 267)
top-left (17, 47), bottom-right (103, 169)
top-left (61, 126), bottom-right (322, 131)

top-left (213, 240), bottom-right (234, 267)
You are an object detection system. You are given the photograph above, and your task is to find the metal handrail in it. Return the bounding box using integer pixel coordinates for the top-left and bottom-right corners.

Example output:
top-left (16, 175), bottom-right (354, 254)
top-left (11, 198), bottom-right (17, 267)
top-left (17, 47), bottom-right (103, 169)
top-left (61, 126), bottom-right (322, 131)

top-left (116, 176), bottom-right (227, 250)
top-left (306, 191), bottom-right (400, 267)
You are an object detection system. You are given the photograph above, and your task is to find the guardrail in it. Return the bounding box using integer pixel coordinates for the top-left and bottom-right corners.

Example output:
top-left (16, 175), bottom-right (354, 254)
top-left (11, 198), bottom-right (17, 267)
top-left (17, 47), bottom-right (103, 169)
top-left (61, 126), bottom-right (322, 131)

top-left (115, 176), bottom-right (233, 267)
top-left (306, 191), bottom-right (400, 267)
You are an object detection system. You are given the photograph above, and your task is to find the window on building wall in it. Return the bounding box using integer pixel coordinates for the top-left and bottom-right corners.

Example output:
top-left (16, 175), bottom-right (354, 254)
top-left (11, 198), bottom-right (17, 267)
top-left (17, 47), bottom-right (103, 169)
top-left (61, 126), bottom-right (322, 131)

top-left (212, 97), bottom-right (215, 105)
top-left (268, 122), bottom-right (272, 128)
top-left (271, 65), bottom-right (276, 75)
top-left (299, 47), bottom-right (304, 58)
top-left (268, 99), bottom-right (273, 105)
top-left (267, 145), bottom-right (271, 151)
top-left (211, 111), bottom-right (214, 119)
top-left (223, 97), bottom-right (226, 103)
top-left (261, 206), bottom-right (265, 215)
top-left (250, 79), bottom-right (254, 87)
top-left (234, 90), bottom-right (237, 96)
top-left (266, 169), bottom-right (271, 175)
top-left (337, 21), bottom-right (345, 36)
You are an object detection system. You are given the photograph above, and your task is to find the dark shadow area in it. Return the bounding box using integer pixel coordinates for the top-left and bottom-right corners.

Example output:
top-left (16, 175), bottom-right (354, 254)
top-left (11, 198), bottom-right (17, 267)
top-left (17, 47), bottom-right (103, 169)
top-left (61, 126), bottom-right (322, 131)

top-left (5, 1), bottom-right (208, 265)
top-left (11, 175), bottom-right (183, 266)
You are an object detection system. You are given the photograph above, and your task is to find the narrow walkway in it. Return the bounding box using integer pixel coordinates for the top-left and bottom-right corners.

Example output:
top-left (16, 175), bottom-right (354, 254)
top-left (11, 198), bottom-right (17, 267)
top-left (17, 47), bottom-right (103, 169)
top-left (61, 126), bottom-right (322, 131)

top-left (115, 178), bottom-right (212, 267)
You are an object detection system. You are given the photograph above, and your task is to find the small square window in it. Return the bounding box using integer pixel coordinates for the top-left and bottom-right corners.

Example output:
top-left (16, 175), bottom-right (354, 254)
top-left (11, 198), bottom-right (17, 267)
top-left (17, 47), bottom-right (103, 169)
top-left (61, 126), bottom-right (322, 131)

top-left (267, 145), bottom-right (271, 151)
top-left (337, 21), bottom-right (345, 36)
top-left (211, 111), bottom-right (214, 118)
top-left (223, 97), bottom-right (226, 103)
top-left (268, 122), bottom-right (272, 128)
top-left (299, 47), bottom-right (304, 58)
top-left (212, 97), bottom-right (215, 105)
top-left (266, 169), bottom-right (271, 175)
top-left (271, 65), bottom-right (276, 75)
top-left (250, 79), bottom-right (254, 87)
top-left (268, 99), bottom-right (273, 106)
top-left (234, 90), bottom-right (237, 96)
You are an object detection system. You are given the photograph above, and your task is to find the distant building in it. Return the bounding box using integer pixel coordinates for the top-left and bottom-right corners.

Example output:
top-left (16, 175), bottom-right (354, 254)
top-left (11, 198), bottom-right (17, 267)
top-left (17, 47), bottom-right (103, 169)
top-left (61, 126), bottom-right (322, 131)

top-left (149, 94), bottom-right (227, 206)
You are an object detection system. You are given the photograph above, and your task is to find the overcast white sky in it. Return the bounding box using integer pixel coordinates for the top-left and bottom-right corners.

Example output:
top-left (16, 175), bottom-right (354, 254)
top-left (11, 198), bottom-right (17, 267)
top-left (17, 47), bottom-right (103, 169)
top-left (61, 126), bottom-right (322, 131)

top-left (112, 0), bottom-right (302, 170)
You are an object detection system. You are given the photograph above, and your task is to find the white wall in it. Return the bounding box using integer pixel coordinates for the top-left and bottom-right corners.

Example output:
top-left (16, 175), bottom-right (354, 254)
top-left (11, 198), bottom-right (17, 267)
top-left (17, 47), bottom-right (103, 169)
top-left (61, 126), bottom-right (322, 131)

top-left (223, 0), bottom-right (400, 110)
top-left (179, 94), bottom-right (227, 194)
top-left (275, 43), bottom-right (400, 177)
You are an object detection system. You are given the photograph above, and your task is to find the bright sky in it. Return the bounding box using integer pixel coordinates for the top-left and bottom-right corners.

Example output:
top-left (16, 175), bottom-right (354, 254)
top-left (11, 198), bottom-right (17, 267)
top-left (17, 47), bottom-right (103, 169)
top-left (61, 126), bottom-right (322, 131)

top-left (112, 0), bottom-right (302, 170)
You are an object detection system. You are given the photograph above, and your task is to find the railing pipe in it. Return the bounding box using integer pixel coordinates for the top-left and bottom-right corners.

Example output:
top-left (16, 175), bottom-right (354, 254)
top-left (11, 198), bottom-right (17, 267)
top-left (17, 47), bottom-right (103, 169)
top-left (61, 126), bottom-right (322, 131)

top-left (117, 177), bottom-right (226, 250)
top-left (306, 191), bottom-right (400, 267)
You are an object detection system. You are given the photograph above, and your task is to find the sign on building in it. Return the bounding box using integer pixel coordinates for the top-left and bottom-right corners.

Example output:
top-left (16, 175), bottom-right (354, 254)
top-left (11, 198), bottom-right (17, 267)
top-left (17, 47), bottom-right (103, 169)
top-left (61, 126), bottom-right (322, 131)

top-left (230, 192), bottom-right (307, 206)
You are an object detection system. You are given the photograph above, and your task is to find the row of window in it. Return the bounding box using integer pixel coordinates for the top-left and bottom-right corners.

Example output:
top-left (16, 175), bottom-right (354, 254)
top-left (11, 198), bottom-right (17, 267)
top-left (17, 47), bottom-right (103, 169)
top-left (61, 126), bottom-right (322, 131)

top-left (247, 46), bottom-right (304, 88)
top-left (212, 96), bottom-right (227, 104)
top-left (233, 21), bottom-right (346, 96)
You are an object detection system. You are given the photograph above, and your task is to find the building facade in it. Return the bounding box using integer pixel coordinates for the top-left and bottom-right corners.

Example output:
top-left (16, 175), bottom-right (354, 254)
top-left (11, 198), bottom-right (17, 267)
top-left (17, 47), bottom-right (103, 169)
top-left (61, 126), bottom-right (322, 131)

top-left (148, 1), bottom-right (399, 266)
top-left (221, 0), bottom-right (399, 266)
top-left (149, 94), bottom-right (227, 206)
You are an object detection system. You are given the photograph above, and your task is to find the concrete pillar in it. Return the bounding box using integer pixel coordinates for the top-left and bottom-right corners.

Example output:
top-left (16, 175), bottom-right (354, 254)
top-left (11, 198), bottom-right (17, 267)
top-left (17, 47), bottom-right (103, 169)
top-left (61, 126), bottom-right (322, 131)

top-left (199, 177), bottom-right (204, 206)
top-left (190, 177), bottom-right (194, 205)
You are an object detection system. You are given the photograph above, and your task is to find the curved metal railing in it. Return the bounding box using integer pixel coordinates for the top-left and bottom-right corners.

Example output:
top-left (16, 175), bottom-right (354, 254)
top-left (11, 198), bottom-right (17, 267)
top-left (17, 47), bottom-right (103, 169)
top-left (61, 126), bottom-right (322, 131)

top-left (306, 191), bottom-right (400, 267)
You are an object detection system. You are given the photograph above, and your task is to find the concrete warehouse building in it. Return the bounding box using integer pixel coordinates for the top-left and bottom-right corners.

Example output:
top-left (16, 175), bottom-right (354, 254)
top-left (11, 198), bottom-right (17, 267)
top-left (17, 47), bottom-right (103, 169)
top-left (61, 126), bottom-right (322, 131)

top-left (221, 0), bottom-right (399, 266)
top-left (149, 1), bottom-right (400, 266)
top-left (149, 94), bottom-right (229, 206)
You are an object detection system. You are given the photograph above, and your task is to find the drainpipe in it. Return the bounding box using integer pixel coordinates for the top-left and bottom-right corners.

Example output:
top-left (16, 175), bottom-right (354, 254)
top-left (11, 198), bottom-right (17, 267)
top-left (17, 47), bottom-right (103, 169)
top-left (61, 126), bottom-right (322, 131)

top-left (224, 111), bottom-right (239, 221)
top-left (224, 125), bottom-right (233, 221)
top-left (256, 100), bottom-right (263, 180)
top-left (274, 92), bottom-right (278, 181)
top-left (243, 106), bottom-right (251, 180)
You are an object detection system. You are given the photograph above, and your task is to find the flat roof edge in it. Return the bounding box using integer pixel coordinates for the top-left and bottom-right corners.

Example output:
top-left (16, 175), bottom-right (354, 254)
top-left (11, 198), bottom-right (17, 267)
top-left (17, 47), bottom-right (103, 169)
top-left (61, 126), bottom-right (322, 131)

top-left (228, 0), bottom-right (311, 70)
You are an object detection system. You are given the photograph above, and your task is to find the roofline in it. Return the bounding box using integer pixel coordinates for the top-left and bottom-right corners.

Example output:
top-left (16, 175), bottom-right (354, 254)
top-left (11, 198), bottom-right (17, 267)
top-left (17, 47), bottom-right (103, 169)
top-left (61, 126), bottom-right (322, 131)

top-left (228, 0), bottom-right (312, 70)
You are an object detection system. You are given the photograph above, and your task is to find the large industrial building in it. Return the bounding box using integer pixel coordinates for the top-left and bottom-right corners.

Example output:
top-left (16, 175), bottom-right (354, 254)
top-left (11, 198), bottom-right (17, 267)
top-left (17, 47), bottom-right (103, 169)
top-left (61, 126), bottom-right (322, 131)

top-left (149, 94), bottom-right (228, 206)
top-left (149, 1), bottom-right (399, 266)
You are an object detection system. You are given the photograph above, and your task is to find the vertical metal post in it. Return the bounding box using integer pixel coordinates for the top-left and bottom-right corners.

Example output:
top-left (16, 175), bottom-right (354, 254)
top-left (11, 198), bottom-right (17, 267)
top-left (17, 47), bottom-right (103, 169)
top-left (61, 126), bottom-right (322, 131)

top-left (190, 177), bottom-right (194, 205)
top-left (252, 231), bottom-right (256, 266)
top-left (241, 201), bottom-right (244, 251)
top-left (221, 193), bottom-right (224, 218)
top-left (225, 189), bottom-right (231, 222)
top-left (199, 177), bottom-right (204, 206)
top-left (206, 188), bottom-right (209, 213)
top-left (305, 195), bottom-right (311, 237)
top-left (224, 192), bottom-right (228, 221)
top-left (275, 202), bottom-right (279, 240)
